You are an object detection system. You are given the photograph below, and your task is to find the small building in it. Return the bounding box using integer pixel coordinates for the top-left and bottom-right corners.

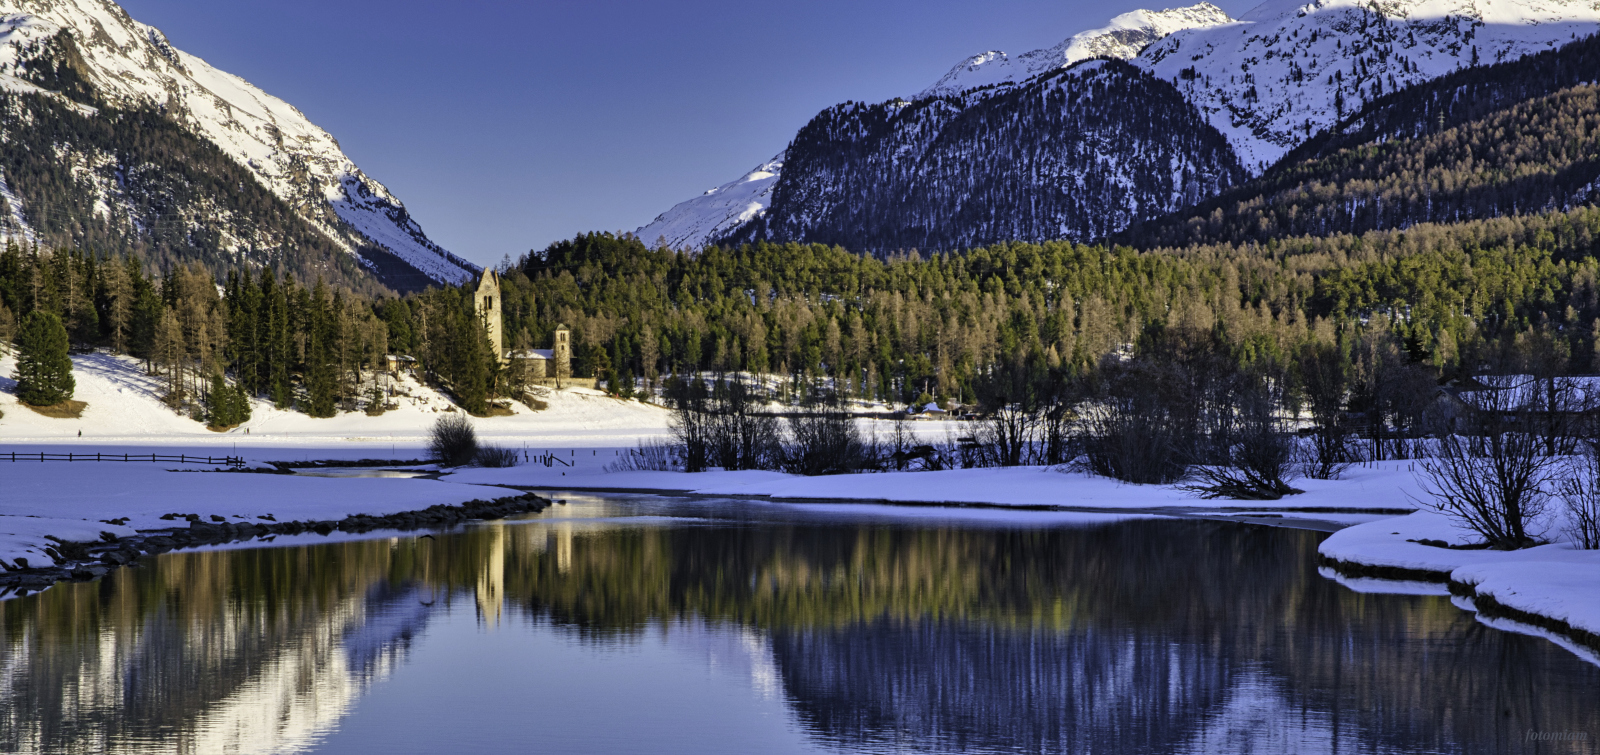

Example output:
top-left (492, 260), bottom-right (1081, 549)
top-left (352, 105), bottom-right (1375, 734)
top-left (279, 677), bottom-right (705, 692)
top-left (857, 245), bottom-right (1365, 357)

top-left (384, 354), bottom-right (417, 374)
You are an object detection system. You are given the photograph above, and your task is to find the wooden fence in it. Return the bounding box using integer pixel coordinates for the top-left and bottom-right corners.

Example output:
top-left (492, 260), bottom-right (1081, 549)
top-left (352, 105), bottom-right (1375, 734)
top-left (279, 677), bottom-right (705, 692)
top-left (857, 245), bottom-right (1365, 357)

top-left (0, 452), bottom-right (246, 469)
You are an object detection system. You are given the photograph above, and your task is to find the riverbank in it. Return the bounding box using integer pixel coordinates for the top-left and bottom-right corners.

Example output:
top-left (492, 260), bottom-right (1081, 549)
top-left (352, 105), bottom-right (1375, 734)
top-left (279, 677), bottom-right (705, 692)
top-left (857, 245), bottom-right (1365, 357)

top-left (444, 460), bottom-right (1425, 515)
top-left (1320, 511), bottom-right (1600, 660)
top-left (0, 461), bottom-right (551, 596)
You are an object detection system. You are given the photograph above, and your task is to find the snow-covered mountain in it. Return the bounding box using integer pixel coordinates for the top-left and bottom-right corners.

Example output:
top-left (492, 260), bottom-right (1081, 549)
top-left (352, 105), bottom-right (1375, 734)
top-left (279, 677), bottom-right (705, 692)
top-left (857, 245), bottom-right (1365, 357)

top-left (0, 0), bottom-right (477, 288)
top-left (636, 153), bottom-right (783, 251)
top-left (642, 0), bottom-right (1600, 253)
top-left (1139, 0), bottom-right (1600, 172)
top-left (919, 3), bottom-right (1234, 98)
top-left (637, 2), bottom-right (1232, 251)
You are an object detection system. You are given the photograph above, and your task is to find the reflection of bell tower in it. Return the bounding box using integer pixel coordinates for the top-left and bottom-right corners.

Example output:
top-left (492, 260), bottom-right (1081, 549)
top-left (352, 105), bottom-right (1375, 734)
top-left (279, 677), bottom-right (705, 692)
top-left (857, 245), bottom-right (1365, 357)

top-left (554, 324), bottom-right (571, 387)
top-left (475, 523), bottom-right (506, 628)
top-left (474, 269), bottom-right (505, 362)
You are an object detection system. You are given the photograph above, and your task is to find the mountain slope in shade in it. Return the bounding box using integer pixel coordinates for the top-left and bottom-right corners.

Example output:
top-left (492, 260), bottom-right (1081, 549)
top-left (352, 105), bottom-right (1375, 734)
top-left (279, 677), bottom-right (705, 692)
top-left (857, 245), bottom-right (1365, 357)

top-left (722, 61), bottom-right (1245, 254)
top-left (636, 3), bottom-right (1229, 252)
top-left (636, 154), bottom-right (783, 251)
top-left (920, 3), bottom-right (1234, 98)
top-left (0, 0), bottom-right (477, 288)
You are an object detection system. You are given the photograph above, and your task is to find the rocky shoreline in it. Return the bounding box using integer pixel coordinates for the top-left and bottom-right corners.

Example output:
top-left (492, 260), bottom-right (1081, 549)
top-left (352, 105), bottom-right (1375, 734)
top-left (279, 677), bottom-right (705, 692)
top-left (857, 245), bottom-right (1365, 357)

top-left (0, 491), bottom-right (551, 597)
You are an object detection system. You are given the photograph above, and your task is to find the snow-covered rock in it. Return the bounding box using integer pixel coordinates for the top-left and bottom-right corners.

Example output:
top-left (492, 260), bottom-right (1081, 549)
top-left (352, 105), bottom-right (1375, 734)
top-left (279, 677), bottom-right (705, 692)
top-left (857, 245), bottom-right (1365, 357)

top-left (1139, 0), bottom-right (1600, 172)
top-left (920, 3), bottom-right (1235, 98)
top-left (0, 0), bottom-right (477, 285)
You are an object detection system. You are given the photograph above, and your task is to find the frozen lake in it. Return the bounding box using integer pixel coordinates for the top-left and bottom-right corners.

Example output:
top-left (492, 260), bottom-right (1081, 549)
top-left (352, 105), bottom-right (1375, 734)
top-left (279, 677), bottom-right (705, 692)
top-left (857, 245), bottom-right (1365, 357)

top-left (0, 493), bottom-right (1595, 754)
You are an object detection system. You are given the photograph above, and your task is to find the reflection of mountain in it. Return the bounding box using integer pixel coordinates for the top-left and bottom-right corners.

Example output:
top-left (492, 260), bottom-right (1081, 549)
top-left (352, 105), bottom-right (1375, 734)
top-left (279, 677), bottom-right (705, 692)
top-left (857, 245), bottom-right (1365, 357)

top-left (0, 538), bottom-right (490, 754)
top-left (773, 622), bottom-right (1231, 753)
top-left (0, 515), bottom-right (1596, 754)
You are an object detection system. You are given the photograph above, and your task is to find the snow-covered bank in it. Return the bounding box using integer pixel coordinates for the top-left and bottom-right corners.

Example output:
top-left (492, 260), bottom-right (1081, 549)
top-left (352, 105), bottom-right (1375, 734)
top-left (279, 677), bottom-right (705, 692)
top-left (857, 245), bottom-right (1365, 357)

top-left (1321, 512), bottom-right (1600, 660)
top-left (446, 460), bottom-right (1425, 514)
top-left (0, 463), bottom-right (518, 571)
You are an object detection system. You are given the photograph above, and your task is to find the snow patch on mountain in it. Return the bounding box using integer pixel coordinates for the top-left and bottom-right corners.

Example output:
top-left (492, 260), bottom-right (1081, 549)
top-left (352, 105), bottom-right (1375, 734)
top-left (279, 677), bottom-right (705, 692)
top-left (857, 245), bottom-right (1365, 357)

top-left (920, 3), bottom-right (1235, 97)
top-left (0, 0), bottom-right (476, 285)
top-left (635, 154), bottom-right (784, 251)
top-left (1138, 0), bottom-right (1600, 172)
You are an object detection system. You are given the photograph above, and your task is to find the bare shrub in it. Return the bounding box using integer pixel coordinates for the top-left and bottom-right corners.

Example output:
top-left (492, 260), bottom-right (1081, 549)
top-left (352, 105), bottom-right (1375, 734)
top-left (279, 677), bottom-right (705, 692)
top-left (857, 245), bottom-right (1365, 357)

top-left (608, 439), bottom-right (682, 472)
top-left (707, 378), bottom-right (781, 471)
top-left (1079, 401), bottom-right (1189, 484)
top-left (1183, 392), bottom-right (1302, 500)
top-left (1298, 341), bottom-right (1354, 479)
top-left (429, 413), bottom-right (479, 467)
top-left (666, 377), bottom-right (713, 472)
top-left (780, 408), bottom-right (868, 476)
top-left (474, 444), bottom-right (521, 468)
top-left (1557, 444), bottom-right (1600, 549)
top-left (1415, 394), bottom-right (1554, 549)
top-left (1079, 356), bottom-right (1192, 485)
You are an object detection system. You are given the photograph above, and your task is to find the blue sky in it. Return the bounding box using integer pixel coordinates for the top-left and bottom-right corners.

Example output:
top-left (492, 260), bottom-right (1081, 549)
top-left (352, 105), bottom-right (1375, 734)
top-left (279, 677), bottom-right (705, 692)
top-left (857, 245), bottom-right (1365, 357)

top-left (118, 0), bottom-right (1259, 268)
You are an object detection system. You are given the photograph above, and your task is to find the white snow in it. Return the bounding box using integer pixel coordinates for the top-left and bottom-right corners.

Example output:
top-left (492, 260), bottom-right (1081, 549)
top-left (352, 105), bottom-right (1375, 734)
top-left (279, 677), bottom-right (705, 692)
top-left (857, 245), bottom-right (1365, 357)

top-left (0, 463), bottom-right (514, 569)
top-left (1321, 503), bottom-right (1600, 662)
top-left (0, 0), bottom-right (476, 284)
top-left (1138, 0), bottom-right (1600, 172)
top-left (919, 3), bottom-right (1236, 98)
top-left (0, 350), bottom-right (672, 448)
top-left (447, 458), bottom-right (1426, 514)
top-left (634, 153), bottom-right (785, 252)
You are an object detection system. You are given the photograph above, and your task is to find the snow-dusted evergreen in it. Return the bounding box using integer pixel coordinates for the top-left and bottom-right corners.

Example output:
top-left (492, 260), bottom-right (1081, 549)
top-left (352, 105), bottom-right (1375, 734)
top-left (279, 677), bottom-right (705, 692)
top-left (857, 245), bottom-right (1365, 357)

top-left (643, 0), bottom-right (1600, 252)
top-left (0, 0), bottom-right (476, 286)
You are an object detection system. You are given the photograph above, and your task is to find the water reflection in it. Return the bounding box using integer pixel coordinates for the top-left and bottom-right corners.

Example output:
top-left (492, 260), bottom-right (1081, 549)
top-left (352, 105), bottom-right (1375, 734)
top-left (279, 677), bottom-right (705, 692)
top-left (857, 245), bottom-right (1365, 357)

top-left (0, 498), bottom-right (1595, 754)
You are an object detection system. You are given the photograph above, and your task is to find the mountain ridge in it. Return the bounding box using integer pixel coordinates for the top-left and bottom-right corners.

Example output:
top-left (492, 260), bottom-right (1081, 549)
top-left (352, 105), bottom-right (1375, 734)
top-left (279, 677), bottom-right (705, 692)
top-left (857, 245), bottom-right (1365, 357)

top-left (0, 0), bottom-right (478, 289)
top-left (640, 0), bottom-right (1600, 254)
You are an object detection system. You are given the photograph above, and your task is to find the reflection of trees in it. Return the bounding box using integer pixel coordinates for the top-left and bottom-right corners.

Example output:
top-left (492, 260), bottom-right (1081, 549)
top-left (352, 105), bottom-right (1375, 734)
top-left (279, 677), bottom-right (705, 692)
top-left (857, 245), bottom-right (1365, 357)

top-left (0, 518), bottom-right (1595, 754)
top-left (0, 531), bottom-right (515, 755)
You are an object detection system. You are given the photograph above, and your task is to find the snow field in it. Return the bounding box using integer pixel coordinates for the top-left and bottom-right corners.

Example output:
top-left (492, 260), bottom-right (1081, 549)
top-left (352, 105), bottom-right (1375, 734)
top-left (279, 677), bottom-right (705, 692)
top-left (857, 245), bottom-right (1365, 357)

top-left (0, 351), bottom-right (674, 449)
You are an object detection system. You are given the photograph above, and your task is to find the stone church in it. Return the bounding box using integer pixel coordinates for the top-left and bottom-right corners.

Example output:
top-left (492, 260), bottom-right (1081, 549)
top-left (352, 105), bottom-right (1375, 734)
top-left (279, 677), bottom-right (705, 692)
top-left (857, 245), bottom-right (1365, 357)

top-left (473, 269), bottom-right (571, 382)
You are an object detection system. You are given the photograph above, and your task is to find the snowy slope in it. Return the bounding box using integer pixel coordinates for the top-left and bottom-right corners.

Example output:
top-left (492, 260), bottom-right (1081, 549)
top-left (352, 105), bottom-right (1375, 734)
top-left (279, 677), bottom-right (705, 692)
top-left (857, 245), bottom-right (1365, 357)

top-left (1138, 0), bottom-right (1600, 172)
top-left (0, 0), bottom-right (477, 285)
top-left (635, 153), bottom-right (784, 251)
top-left (920, 3), bottom-right (1234, 97)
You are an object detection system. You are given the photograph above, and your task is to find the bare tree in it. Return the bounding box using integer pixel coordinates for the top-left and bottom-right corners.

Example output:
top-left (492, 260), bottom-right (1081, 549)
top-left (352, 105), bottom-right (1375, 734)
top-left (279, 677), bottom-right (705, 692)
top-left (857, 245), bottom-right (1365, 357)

top-left (1556, 443), bottom-right (1600, 549)
top-left (1182, 388), bottom-right (1302, 500)
top-left (1415, 389), bottom-right (1554, 549)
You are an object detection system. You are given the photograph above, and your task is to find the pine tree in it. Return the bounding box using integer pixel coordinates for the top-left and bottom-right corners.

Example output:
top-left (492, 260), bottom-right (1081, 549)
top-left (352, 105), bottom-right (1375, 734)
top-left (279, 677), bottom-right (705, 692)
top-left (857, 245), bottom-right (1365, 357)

top-left (14, 310), bottom-right (74, 406)
top-left (306, 281), bottom-right (338, 418)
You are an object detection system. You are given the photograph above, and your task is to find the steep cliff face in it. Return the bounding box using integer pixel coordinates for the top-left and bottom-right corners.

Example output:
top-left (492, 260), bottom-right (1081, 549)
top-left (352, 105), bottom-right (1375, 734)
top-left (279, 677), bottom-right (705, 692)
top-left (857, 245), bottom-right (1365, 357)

top-left (0, 0), bottom-right (477, 290)
top-left (645, 0), bottom-right (1600, 254)
top-left (722, 61), bottom-right (1245, 254)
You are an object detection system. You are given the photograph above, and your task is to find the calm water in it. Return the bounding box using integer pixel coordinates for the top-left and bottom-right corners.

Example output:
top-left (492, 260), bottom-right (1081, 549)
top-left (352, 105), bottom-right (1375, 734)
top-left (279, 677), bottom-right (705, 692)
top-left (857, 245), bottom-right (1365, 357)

top-left (1, 494), bottom-right (1596, 755)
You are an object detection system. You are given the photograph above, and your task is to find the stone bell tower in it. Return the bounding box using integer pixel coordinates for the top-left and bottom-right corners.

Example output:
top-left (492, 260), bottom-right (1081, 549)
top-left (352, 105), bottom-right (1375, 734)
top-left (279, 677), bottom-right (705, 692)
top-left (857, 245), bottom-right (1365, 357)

top-left (474, 269), bottom-right (505, 362)
top-left (554, 324), bottom-right (571, 386)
